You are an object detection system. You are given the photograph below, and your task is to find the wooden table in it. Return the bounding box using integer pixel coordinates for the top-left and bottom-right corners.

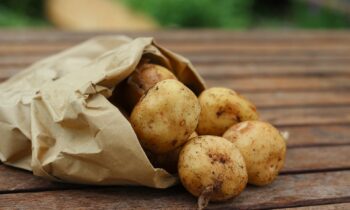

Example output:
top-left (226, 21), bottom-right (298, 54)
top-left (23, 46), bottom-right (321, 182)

top-left (0, 30), bottom-right (350, 209)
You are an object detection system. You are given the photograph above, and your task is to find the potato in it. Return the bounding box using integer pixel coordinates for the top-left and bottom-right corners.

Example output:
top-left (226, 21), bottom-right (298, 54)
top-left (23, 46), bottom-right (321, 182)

top-left (147, 132), bottom-right (198, 174)
top-left (123, 63), bottom-right (177, 110)
top-left (196, 87), bottom-right (258, 136)
top-left (130, 80), bottom-right (200, 154)
top-left (178, 136), bottom-right (248, 208)
top-left (223, 121), bottom-right (286, 186)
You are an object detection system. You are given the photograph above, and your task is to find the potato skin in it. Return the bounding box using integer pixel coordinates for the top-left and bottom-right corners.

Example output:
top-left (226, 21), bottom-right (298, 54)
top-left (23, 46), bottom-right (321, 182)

top-left (178, 136), bottom-right (248, 201)
top-left (130, 63), bottom-right (177, 92)
top-left (196, 87), bottom-right (258, 136)
top-left (130, 80), bottom-right (200, 154)
top-left (121, 63), bottom-right (177, 111)
top-left (223, 121), bottom-right (286, 186)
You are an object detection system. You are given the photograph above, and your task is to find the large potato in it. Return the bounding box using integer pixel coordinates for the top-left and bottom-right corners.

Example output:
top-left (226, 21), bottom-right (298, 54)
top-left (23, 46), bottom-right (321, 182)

top-left (196, 87), bottom-right (258, 136)
top-left (223, 121), bottom-right (286, 186)
top-left (178, 136), bottom-right (247, 208)
top-left (122, 63), bottom-right (177, 110)
top-left (130, 80), bottom-right (200, 154)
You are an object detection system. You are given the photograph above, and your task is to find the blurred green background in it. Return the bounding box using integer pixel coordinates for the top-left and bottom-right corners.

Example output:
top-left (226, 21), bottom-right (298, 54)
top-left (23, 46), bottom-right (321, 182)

top-left (1, 0), bottom-right (349, 29)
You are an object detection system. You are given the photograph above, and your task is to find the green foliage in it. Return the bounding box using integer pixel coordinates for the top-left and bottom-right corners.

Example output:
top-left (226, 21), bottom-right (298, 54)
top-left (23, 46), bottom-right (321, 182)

top-left (291, 1), bottom-right (350, 28)
top-left (122, 0), bottom-right (350, 29)
top-left (122, 0), bottom-right (253, 28)
top-left (0, 0), bottom-right (48, 27)
top-left (0, 0), bottom-right (349, 28)
top-left (1, 0), bottom-right (44, 17)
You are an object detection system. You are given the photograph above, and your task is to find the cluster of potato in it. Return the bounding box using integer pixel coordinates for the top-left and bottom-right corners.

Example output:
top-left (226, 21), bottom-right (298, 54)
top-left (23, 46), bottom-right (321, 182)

top-left (116, 62), bottom-right (286, 209)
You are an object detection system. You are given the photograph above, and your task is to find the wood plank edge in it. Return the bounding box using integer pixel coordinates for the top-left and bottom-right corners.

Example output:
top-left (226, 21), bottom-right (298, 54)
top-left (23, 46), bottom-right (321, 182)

top-left (248, 196), bottom-right (350, 210)
top-left (281, 167), bottom-right (350, 175)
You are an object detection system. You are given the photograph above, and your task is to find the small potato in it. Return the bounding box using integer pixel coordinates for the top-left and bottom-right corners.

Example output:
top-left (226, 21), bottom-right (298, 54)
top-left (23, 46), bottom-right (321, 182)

top-left (131, 80), bottom-right (200, 154)
top-left (123, 63), bottom-right (177, 109)
top-left (223, 121), bottom-right (286, 186)
top-left (147, 132), bottom-right (198, 174)
top-left (178, 136), bottom-right (247, 208)
top-left (197, 87), bottom-right (258, 136)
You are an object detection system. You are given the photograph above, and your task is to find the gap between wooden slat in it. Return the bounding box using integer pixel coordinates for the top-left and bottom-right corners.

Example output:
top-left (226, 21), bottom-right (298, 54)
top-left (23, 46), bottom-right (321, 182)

top-left (281, 202), bottom-right (350, 210)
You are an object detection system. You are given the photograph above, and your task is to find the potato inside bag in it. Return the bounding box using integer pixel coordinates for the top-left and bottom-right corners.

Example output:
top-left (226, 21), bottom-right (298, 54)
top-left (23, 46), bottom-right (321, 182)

top-left (0, 36), bottom-right (205, 188)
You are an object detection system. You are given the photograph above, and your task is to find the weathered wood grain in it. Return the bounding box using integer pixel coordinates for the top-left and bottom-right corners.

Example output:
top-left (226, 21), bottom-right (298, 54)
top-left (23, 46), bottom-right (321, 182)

top-left (196, 65), bottom-right (350, 78)
top-left (0, 164), bottom-right (74, 194)
top-left (245, 91), bottom-right (350, 108)
top-left (261, 106), bottom-right (350, 126)
top-left (283, 145), bottom-right (350, 173)
top-left (278, 125), bottom-right (350, 147)
top-left (206, 77), bottom-right (350, 92)
top-left (283, 202), bottom-right (350, 209)
top-left (0, 171), bottom-right (349, 210)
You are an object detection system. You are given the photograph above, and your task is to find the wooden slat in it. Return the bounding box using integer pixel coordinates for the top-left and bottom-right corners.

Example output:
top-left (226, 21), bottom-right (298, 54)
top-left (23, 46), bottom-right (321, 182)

top-left (207, 77), bottom-right (350, 92)
top-left (284, 202), bottom-right (350, 209)
top-left (0, 44), bottom-right (71, 55)
top-left (0, 171), bottom-right (349, 209)
top-left (0, 164), bottom-right (73, 193)
top-left (0, 55), bottom-right (43, 67)
top-left (283, 145), bottom-right (350, 174)
top-left (245, 91), bottom-right (350, 108)
top-left (279, 125), bottom-right (350, 147)
top-left (196, 65), bottom-right (350, 78)
top-left (261, 106), bottom-right (350, 126)
top-left (165, 43), bottom-right (350, 54)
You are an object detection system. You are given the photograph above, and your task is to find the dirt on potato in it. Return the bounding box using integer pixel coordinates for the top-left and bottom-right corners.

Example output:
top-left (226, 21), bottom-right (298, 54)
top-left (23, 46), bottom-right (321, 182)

top-left (178, 135), bottom-right (248, 207)
top-left (223, 121), bottom-right (286, 186)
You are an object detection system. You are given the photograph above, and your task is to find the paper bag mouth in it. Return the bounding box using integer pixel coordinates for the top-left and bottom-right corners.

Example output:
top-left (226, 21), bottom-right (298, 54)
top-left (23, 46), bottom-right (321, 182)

top-left (0, 36), bottom-right (205, 188)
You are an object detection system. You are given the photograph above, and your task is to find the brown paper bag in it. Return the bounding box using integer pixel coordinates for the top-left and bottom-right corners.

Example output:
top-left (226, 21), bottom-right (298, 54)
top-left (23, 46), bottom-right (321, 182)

top-left (0, 36), bottom-right (205, 188)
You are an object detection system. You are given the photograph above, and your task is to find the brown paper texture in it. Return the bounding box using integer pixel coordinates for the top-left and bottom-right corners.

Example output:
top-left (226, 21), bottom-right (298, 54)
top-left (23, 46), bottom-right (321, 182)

top-left (0, 36), bottom-right (205, 188)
